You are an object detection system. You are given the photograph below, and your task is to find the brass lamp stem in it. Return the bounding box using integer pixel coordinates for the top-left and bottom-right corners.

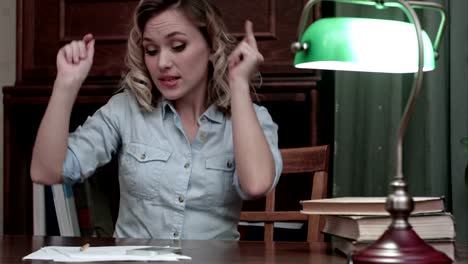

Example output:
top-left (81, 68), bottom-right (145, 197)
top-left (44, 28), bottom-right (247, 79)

top-left (384, 0), bottom-right (445, 231)
top-left (386, 0), bottom-right (424, 230)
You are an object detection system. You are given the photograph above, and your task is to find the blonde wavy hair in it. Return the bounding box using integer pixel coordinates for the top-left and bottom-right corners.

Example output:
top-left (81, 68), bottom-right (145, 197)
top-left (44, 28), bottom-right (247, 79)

top-left (121, 0), bottom-right (250, 113)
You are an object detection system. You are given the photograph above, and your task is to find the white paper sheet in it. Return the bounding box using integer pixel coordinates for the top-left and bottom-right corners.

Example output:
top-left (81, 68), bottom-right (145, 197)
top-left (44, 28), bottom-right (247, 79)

top-left (23, 245), bottom-right (191, 262)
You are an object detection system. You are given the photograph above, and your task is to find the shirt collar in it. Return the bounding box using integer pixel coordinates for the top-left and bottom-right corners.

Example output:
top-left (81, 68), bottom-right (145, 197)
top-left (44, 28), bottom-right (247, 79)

top-left (160, 98), bottom-right (224, 124)
top-left (202, 104), bottom-right (224, 124)
top-left (160, 98), bottom-right (176, 119)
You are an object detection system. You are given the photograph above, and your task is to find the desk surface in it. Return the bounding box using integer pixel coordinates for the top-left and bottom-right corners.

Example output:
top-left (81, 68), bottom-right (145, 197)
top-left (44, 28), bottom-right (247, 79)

top-left (2, 235), bottom-right (467, 264)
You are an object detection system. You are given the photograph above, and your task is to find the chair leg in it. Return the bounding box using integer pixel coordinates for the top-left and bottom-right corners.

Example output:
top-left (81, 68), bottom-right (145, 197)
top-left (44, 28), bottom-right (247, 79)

top-left (265, 222), bottom-right (274, 242)
top-left (307, 215), bottom-right (324, 242)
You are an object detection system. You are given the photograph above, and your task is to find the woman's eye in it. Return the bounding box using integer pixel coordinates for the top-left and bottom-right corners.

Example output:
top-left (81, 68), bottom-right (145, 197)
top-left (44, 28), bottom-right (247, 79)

top-left (172, 44), bottom-right (186, 52)
top-left (145, 49), bottom-right (158, 56)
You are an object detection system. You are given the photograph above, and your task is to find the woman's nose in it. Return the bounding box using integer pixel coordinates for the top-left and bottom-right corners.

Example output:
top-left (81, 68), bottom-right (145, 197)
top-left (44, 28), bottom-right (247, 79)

top-left (158, 49), bottom-right (173, 69)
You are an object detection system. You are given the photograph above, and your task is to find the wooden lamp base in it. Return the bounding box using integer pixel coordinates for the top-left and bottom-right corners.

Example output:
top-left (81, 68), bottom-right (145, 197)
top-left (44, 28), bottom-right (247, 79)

top-left (352, 227), bottom-right (452, 264)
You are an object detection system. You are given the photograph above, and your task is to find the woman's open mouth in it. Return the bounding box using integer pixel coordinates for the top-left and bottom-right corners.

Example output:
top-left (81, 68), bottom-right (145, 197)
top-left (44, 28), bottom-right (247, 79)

top-left (159, 76), bottom-right (181, 88)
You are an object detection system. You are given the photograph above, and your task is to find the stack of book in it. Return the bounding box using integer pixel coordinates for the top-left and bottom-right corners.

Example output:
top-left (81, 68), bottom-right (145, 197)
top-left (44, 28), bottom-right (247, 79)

top-left (300, 197), bottom-right (456, 260)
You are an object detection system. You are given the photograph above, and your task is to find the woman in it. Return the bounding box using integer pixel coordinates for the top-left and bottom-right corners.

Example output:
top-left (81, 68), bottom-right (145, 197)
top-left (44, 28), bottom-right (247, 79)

top-left (30, 0), bottom-right (282, 239)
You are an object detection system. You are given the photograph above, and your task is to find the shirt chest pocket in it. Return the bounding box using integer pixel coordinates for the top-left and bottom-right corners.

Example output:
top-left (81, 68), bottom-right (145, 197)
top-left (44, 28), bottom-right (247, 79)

top-left (205, 155), bottom-right (238, 205)
top-left (120, 143), bottom-right (172, 200)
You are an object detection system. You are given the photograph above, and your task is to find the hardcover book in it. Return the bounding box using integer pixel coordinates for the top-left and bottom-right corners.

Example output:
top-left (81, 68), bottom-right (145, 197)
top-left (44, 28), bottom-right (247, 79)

top-left (300, 197), bottom-right (445, 215)
top-left (333, 236), bottom-right (455, 261)
top-left (322, 213), bottom-right (455, 241)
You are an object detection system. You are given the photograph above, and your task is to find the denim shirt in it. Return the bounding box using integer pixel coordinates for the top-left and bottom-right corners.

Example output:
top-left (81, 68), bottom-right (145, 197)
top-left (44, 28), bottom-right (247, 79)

top-left (63, 90), bottom-right (282, 240)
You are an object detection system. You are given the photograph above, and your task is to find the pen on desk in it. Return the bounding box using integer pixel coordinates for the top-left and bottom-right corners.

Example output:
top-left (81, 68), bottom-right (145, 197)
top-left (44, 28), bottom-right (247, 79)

top-left (80, 243), bottom-right (90, 252)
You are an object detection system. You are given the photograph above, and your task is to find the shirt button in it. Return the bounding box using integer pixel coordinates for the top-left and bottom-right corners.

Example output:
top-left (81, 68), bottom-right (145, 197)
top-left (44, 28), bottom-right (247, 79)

top-left (178, 196), bottom-right (185, 203)
top-left (173, 231), bottom-right (179, 238)
top-left (227, 160), bottom-right (233, 168)
top-left (140, 153), bottom-right (146, 160)
top-left (199, 132), bottom-right (206, 141)
top-left (200, 117), bottom-right (206, 123)
top-left (184, 162), bottom-right (190, 169)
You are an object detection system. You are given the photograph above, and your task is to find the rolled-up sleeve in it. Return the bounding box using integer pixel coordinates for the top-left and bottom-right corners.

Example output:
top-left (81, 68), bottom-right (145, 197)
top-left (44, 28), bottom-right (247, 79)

top-left (62, 148), bottom-right (82, 184)
top-left (233, 105), bottom-right (283, 200)
top-left (62, 93), bottom-right (125, 184)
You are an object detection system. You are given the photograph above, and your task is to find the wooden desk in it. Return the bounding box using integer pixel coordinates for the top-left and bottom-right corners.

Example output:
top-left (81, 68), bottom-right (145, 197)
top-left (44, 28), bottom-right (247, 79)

top-left (3, 235), bottom-right (467, 263)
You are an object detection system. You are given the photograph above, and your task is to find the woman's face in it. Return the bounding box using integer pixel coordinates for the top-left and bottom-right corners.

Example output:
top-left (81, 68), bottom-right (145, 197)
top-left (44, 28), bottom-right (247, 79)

top-left (142, 8), bottom-right (211, 102)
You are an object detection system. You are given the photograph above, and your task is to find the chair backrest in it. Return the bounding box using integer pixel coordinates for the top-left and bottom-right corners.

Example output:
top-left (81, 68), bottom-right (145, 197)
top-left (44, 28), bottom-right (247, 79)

top-left (52, 161), bottom-right (119, 237)
top-left (53, 146), bottom-right (330, 239)
top-left (239, 145), bottom-right (330, 242)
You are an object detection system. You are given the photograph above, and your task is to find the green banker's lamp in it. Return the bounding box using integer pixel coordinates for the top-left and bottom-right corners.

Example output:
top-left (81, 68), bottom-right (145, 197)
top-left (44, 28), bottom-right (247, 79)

top-left (292, 0), bottom-right (450, 263)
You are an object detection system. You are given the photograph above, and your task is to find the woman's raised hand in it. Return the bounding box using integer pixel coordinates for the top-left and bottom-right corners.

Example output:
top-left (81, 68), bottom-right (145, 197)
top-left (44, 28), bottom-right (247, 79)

top-left (228, 20), bottom-right (264, 87)
top-left (56, 33), bottom-right (95, 89)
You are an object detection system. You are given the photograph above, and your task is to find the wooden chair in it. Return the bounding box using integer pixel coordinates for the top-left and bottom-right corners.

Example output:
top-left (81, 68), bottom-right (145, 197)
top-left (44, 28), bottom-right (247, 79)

top-left (239, 145), bottom-right (330, 242)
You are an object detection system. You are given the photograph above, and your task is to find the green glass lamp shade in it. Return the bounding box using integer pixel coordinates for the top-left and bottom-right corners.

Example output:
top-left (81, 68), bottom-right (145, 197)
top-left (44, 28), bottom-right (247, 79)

top-left (294, 17), bottom-right (435, 73)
